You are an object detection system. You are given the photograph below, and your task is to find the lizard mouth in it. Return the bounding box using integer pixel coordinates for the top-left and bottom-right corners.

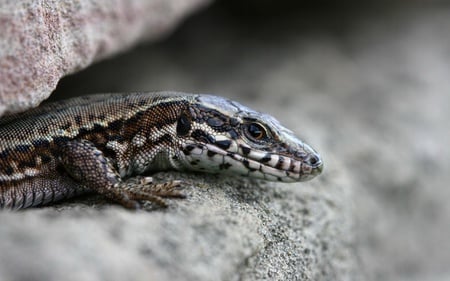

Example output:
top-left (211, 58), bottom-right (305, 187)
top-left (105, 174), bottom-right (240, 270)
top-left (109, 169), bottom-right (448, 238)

top-left (181, 142), bottom-right (323, 182)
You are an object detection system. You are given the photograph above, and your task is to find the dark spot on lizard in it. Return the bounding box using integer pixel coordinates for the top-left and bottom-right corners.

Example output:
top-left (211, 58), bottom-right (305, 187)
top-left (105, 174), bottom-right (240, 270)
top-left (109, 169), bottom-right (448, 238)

top-left (5, 166), bottom-right (14, 175)
top-left (41, 154), bottom-right (52, 164)
top-left (59, 122), bottom-right (71, 130)
top-left (261, 154), bottom-right (272, 163)
top-left (215, 140), bottom-right (231, 150)
top-left (31, 139), bottom-right (50, 148)
top-left (227, 129), bottom-right (239, 139)
top-left (77, 128), bottom-right (89, 136)
top-left (230, 118), bottom-right (239, 126)
top-left (191, 129), bottom-right (215, 144)
top-left (151, 134), bottom-right (173, 146)
top-left (183, 145), bottom-right (195, 155)
top-left (176, 113), bottom-right (191, 136)
top-left (289, 161), bottom-right (296, 172)
top-left (207, 117), bottom-right (224, 127)
top-left (108, 119), bottom-right (123, 131)
top-left (275, 156), bottom-right (285, 170)
top-left (18, 158), bottom-right (37, 169)
top-left (107, 135), bottom-right (124, 142)
top-left (207, 150), bottom-right (217, 157)
top-left (74, 115), bottom-right (82, 126)
top-left (92, 123), bottom-right (104, 133)
top-left (53, 136), bottom-right (71, 146)
top-left (243, 159), bottom-right (257, 172)
top-left (0, 150), bottom-right (10, 159)
top-left (240, 146), bottom-right (251, 155)
top-left (15, 144), bottom-right (32, 153)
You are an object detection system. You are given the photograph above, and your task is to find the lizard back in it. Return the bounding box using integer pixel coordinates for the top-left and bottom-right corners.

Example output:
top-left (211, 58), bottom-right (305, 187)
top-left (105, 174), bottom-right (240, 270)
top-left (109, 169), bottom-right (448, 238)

top-left (0, 92), bottom-right (195, 182)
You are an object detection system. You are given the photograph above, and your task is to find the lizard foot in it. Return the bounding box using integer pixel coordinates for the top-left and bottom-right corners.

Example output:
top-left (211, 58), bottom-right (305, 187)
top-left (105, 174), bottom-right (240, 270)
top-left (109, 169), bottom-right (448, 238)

top-left (109, 176), bottom-right (186, 209)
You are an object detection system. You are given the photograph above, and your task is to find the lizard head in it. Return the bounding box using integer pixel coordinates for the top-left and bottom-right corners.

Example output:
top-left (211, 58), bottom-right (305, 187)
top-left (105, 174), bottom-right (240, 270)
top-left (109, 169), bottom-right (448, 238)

top-left (175, 94), bottom-right (323, 182)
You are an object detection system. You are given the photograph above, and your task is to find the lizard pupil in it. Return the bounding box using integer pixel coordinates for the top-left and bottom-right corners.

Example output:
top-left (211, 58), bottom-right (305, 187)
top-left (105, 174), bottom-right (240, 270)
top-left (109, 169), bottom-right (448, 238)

top-left (176, 113), bottom-right (191, 136)
top-left (247, 123), bottom-right (266, 140)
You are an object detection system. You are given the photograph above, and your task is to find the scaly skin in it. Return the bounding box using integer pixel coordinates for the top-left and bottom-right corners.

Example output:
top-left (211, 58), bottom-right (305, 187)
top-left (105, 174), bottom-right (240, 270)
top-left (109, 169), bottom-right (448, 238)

top-left (0, 92), bottom-right (323, 209)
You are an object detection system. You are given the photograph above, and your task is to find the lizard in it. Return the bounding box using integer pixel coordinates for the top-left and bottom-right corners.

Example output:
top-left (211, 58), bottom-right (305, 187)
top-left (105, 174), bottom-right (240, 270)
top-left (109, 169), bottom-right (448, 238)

top-left (0, 92), bottom-right (323, 210)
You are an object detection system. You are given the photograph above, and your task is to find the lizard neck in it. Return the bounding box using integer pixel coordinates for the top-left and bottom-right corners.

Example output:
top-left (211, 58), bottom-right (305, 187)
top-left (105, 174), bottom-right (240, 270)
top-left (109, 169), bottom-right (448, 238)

top-left (110, 97), bottom-right (191, 177)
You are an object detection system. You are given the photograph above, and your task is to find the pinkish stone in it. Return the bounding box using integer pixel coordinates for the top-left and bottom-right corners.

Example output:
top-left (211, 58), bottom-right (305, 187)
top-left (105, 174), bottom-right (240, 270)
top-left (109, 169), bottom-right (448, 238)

top-left (0, 0), bottom-right (210, 116)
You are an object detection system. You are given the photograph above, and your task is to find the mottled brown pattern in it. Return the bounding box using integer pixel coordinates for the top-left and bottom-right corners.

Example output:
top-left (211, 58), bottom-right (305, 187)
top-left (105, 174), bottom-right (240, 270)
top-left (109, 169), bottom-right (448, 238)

top-left (0, 93), bottom-right (190, 179)
top-left (0, 92), bottom-right (322, 209)
top-left (0, 92), bottom-right (193, 209)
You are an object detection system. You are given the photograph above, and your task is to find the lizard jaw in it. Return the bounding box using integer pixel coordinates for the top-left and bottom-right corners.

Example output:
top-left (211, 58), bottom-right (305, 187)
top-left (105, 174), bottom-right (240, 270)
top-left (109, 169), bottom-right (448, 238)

top-left (180, 142), bottom-right (323, 182)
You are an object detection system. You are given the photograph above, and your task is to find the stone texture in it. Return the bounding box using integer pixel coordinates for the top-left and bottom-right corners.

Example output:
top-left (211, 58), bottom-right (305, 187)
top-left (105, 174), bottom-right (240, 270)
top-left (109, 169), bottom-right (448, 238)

top-left (0, 167), bottom-right (354, 281)
top-left (0, 0), bottom-right (211, 116)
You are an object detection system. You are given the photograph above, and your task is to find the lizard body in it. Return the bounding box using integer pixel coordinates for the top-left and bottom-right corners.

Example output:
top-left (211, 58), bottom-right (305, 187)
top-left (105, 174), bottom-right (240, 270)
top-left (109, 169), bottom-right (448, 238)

top-left (0, 92), bottom-right (323, 209)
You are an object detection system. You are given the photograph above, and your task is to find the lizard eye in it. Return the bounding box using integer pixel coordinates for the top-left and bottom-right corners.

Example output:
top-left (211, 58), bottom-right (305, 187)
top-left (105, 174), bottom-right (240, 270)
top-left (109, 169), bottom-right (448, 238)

top-left (246, 122), bottom-right (267, 141)
top-left (176, 113), bottom-right (191, 136)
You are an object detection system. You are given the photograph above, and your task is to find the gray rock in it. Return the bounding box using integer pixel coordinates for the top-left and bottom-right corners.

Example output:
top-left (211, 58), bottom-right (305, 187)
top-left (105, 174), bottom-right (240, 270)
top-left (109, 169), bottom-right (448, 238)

top-left (0, 167), bottom-right (354, 281)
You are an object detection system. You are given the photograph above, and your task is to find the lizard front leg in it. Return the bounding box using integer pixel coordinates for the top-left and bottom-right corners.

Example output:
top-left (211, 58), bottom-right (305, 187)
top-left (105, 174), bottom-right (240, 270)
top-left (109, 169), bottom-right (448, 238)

top-left (60, 140), bottom-right (185, 209)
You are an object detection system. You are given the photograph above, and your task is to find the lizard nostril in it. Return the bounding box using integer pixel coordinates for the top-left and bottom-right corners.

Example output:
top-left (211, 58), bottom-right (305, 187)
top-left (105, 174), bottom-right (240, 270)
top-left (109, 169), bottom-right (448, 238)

top-left (309, 154), bottom-right (320, 166)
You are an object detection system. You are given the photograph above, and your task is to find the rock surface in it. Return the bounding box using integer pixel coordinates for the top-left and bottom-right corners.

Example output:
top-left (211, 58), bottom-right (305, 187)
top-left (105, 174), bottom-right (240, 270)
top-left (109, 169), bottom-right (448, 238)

top-left (0, 168), bottom-right (353, 281)
top-left (2, 1), bottom-right (450, 281)
top-left (0, 0), bottom-right (211, 116)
